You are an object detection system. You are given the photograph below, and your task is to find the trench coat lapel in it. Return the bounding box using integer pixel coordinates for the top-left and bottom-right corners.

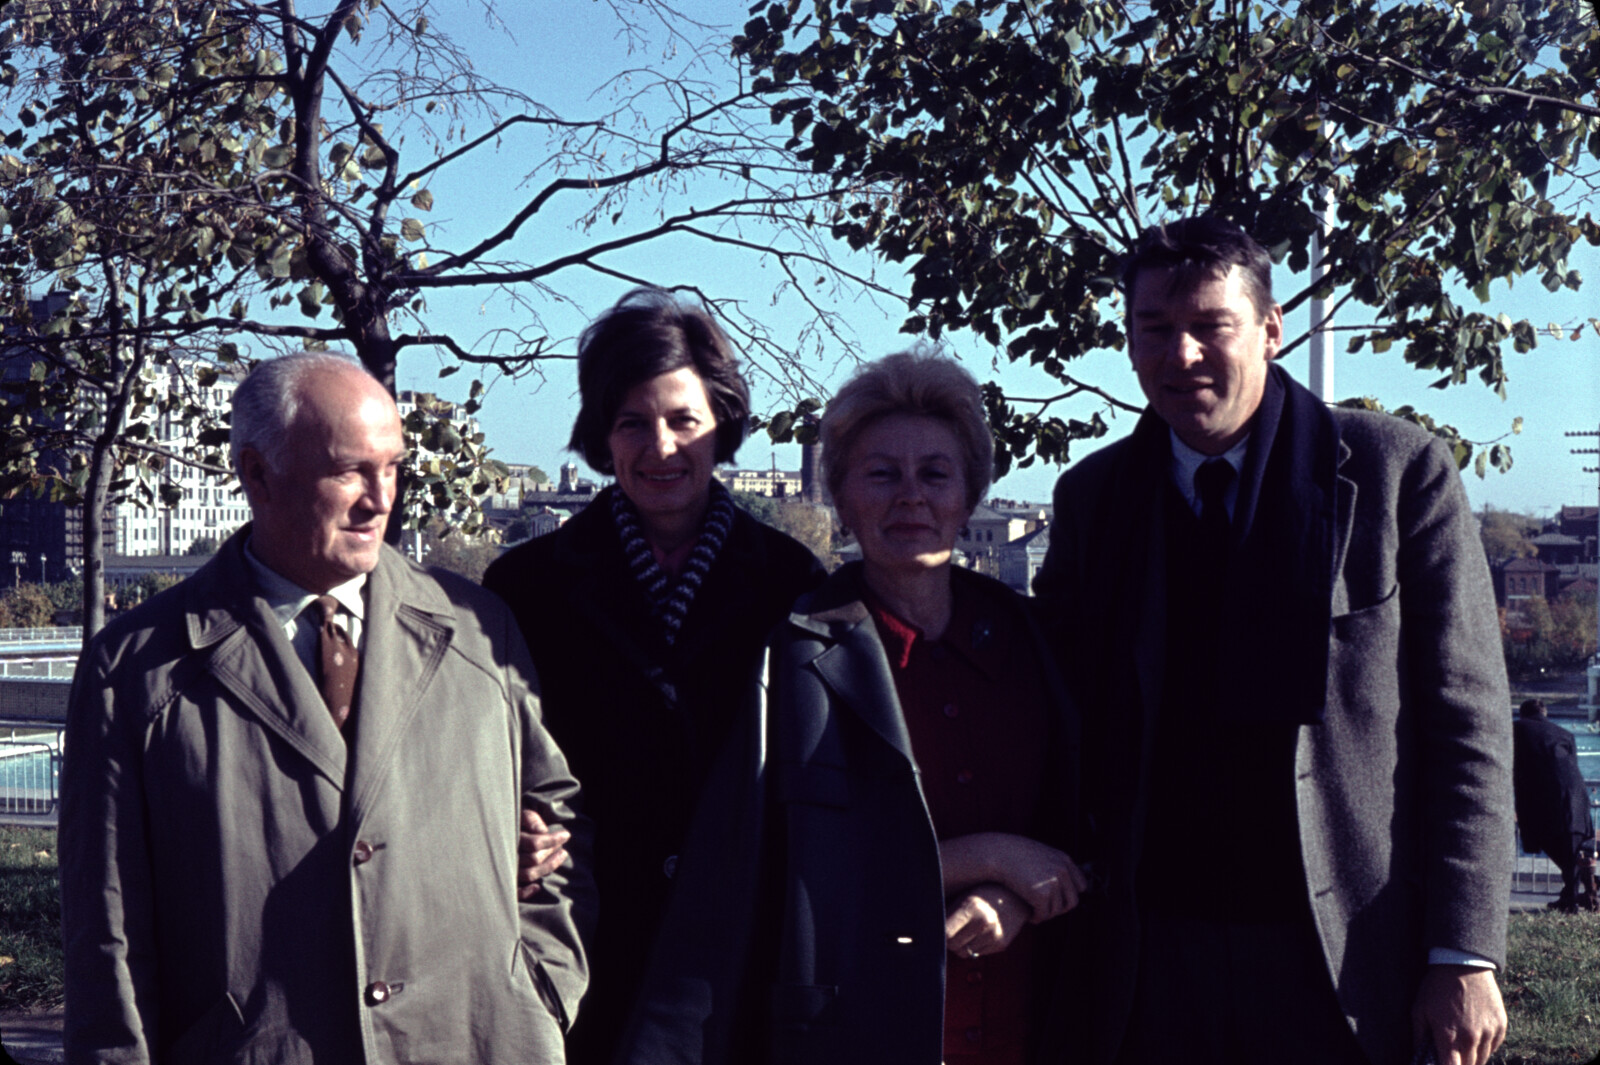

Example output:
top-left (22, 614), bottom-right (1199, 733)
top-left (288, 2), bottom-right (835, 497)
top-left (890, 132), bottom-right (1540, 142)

top-left (345, 549), bottom-right (453, 818)
top-left (186, 536), bottom-right (348, 789)
top-left (795, 578), bottom-right (917, 766)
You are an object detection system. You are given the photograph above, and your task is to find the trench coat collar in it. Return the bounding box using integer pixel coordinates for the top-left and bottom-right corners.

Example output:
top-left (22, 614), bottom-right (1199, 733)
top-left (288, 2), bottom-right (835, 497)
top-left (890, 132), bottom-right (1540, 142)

top-left (182, 526), bottom-right (457, 800)
top-left (786, 562), bottom-right (918, 766)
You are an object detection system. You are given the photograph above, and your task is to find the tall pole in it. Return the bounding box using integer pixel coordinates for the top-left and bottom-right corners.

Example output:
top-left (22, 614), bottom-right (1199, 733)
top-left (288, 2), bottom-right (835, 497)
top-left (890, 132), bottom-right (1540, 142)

top-left (1569, 426), bottom-right (1600, 723)
top-left (1307, 186), bottom-right (1336, 401)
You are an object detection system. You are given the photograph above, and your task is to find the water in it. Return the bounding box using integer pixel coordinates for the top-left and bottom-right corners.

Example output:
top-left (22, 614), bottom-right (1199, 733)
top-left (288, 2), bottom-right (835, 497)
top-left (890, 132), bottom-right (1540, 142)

top-left (1559, 720), bottom-right (1600, 783)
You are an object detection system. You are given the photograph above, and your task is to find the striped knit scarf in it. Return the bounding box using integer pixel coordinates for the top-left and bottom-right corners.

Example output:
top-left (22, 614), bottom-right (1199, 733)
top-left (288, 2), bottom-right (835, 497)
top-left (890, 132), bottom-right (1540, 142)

top-left (611, 481), bottom-right (736, 647)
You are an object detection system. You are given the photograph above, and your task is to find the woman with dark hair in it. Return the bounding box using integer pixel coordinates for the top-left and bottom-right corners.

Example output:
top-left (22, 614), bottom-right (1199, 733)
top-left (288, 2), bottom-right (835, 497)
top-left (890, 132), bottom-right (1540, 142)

top-left (482, 287), bottom-right (823, 1065)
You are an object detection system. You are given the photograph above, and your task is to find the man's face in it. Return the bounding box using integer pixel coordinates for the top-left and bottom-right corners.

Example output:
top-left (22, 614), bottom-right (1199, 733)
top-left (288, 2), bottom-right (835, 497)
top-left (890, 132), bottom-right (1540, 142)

top-left (241, 367), bottom-right (405, 594)
top-left (1128, 265), bottom-right (1282, 455)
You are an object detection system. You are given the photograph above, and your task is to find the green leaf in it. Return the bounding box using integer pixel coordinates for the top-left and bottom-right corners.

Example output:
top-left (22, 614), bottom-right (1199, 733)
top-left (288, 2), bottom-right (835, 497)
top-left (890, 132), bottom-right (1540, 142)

top-left (400, 218), bottom-right (425, 242)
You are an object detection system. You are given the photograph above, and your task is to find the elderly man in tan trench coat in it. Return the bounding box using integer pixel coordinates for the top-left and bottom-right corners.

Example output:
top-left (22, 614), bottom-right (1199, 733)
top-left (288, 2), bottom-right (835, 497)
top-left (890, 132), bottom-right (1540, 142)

top-left (60, 351), bottom-right (593, 1064)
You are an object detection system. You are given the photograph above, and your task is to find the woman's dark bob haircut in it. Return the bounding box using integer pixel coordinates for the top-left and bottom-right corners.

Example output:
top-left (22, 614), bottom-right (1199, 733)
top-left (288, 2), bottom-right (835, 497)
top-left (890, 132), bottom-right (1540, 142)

top-left (567, 287), bottom-right (751, 475)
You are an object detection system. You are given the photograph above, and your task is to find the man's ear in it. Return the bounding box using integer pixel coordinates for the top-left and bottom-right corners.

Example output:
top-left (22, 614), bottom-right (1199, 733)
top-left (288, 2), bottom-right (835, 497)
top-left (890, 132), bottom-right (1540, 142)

top-left (236, 446), bottom-right (270, 507)
top-left (1262, 303), bottom-right (1286, 360)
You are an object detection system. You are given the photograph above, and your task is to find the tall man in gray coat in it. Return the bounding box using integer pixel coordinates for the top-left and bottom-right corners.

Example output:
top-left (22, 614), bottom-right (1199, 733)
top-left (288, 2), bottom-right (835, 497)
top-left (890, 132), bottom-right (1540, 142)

top-left (1035, 216), bottom-right (1513, 1065)
top-left (61, 351), bottom-right (593, 1064)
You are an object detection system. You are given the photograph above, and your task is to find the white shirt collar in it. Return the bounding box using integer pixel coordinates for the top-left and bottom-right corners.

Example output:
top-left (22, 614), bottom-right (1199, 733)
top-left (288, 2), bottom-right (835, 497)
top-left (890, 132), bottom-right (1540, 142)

top-left (244, 539), bottom-right (368, 628)
top-left (1168, 430), bottom-right (1249, 517)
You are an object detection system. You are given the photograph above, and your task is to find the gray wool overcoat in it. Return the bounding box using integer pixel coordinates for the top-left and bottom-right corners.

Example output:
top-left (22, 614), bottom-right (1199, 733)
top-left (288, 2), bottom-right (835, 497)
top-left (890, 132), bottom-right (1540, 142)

top-left (1034, 374), bottom-right (1514, 1065)
top-left (60, 529), bottom-right (594, 1065)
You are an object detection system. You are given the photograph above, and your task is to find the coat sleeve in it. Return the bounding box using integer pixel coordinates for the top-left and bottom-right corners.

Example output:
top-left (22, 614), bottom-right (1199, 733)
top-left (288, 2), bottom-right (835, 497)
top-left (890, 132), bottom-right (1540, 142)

top-left (59, 635), bottom-right (159, 1065)
top-left (506, 620), bottom-right (597, 1031)
top-left (1397, 436), bottom-right (1514, 966)
top-left (613, 643), bottom-right (775, 1065)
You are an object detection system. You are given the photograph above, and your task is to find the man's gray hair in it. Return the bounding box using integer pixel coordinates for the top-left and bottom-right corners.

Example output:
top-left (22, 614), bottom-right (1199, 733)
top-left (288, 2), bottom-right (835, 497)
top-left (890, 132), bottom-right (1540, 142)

top-left (230, 350), bottom-right (371, 474)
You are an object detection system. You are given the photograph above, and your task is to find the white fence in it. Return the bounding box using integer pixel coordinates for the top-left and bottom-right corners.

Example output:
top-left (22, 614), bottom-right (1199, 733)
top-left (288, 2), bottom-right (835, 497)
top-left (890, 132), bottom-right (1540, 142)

top-left (0, 722), bottom-right (64, 821)
top-left (0, 627), bottom-right (82, 646)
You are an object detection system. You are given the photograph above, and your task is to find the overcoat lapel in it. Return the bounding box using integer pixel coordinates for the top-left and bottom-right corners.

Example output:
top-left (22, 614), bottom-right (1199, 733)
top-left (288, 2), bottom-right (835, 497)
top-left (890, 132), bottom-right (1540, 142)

top-left (784, 567), bottom-right (917, 765)
top-left (1330, 438), bottom-right (1358, 617)
top-left (187, 537), bottom-right (347, 789)
top-left (1105, 411), bottom-right (1172, 747)
top-left (1112, 417), bottom-right (1172, 858)
top-left (346, 551), bottom-right (453, 818)
top-left (806, 605), bottom-right (918, 766)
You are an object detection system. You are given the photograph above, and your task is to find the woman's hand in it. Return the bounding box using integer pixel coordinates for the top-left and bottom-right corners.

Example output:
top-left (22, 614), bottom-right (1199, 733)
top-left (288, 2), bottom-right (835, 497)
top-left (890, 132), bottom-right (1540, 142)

top-left (940, 832), bottom-right (1088, 923)
top-left (517, 807), bottom-right (572, 900)
top-left (945, 884), bottom-right (1031, 958)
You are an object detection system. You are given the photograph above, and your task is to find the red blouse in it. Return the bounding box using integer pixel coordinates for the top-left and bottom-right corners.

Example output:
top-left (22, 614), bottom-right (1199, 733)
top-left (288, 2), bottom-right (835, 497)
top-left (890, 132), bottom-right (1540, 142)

top-left (867, 579), bottom-right (1052, 1065)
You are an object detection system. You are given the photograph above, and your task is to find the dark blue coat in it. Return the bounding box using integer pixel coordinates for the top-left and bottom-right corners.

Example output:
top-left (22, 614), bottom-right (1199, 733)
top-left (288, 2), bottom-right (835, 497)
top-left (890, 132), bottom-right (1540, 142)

top-left (621, 563), bottom-right (1082, 1065)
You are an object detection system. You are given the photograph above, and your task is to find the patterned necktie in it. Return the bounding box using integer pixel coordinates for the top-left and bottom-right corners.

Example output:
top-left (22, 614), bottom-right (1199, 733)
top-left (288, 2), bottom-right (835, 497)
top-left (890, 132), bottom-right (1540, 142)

top-left (1195, 458), bottom-right (1235, 555)
top-left (313, 595), bottom-right (359, 730)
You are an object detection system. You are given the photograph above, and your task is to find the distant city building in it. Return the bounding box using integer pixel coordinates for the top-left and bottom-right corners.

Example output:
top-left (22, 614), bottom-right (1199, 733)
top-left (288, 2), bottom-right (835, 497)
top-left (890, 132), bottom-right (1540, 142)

top-left (998, 524), bottom-right (1051, 595)
top-left (1556, 505), bottom-right (1598, 562)
top-left (526, 506), bottom-right (571, 540)
top-left (114, 367), bottom-right (249, 558)
top-left (959, 504), bottom-right (1032, 558)
top-left (717, 466), bottom-right (804, 499)
top-left (1490, 503), bottom-right (1600, 618)
top-left (1501, 557), bottom-right (1562, 602)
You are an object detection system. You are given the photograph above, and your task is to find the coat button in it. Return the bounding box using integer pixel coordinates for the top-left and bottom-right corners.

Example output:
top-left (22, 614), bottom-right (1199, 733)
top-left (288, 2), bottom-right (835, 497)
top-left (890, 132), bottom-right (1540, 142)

top-left (365, 980), bottom-right (390, 1005)
top-left (943, 703), bottom-right (959, 719)
top-left (662, 855), bottom-right (678, 879)
top-left (352, 840), bottom-right (374, 865)
top-left (956, 769), bottom-right (974, 785)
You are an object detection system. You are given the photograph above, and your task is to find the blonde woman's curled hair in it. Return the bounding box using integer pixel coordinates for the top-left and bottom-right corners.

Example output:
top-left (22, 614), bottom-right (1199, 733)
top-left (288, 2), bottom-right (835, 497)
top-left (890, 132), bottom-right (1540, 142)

top-left (820, 349), bottom-right (994, 512)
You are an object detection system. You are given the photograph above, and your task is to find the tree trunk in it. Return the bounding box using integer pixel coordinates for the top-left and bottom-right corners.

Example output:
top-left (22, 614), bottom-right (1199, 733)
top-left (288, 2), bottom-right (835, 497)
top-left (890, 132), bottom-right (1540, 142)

top-left (80, 440), bottom-right (111, 639)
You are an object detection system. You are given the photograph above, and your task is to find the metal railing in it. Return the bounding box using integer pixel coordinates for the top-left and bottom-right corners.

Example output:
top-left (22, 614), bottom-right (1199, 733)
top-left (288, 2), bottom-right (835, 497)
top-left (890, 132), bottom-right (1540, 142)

top-left (0, 721), bottom-right (63, 821)
top-left (0, 659), bottom-right (77, 679)
top-left (1511, 781), bottom-right (1600, 898)
top-left (0, 626), bottom-right (82, 646)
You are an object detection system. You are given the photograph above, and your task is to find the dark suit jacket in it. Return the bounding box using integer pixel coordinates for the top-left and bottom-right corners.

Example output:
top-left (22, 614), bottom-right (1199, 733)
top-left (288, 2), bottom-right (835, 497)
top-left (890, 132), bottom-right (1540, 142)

top-left (482, 488), bottom-right (823, 1065)
top-left (1034, 369), bottom-right (1513, 1065)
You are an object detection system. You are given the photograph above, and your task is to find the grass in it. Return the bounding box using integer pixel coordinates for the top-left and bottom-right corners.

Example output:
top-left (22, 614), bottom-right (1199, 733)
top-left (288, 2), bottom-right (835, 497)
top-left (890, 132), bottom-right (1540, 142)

top-left (1496, 911), bottom-right (1600, 1064)
top-left (0, 834), bottom-right (1597, 1057)
top-left (0, 825), bottom-right (61, 1011)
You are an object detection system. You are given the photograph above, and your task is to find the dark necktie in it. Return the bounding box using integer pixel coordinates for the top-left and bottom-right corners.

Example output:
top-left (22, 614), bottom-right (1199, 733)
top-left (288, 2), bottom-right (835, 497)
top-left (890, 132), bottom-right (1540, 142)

top-left (1195, 458), bottom-right (1235, 556)
top-left (313, 595), bottom-right (359, 730)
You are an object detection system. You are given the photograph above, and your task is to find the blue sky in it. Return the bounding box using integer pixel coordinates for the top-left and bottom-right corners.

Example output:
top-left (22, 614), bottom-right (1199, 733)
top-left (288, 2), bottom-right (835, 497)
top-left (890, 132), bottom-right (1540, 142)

top-left (390, 1), bottom-right (1600, 519)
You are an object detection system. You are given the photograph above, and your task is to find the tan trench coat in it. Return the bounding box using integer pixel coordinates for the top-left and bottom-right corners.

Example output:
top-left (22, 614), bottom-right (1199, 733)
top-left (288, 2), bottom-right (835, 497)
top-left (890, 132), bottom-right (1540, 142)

top-left (60, 530), bottom-right (593, 1065)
